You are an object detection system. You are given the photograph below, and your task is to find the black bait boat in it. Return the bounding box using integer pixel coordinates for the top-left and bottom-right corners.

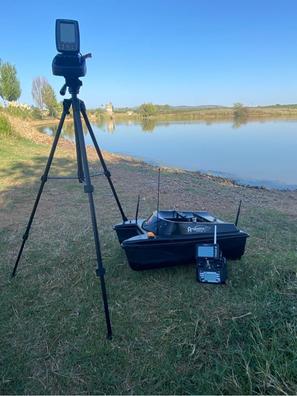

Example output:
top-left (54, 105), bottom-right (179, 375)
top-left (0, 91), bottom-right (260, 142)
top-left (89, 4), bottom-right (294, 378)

top-left (114, 209), bottom-right (249, 271)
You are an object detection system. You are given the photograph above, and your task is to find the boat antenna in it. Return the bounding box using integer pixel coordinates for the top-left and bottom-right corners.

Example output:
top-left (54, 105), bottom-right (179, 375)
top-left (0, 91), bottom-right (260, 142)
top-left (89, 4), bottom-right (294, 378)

top-left (214, 224), bottom-right (217, 244)
top-left (135, 194), bottom-right (140, 223)
top-left (157, 168), bottom-right (161, 235)
top-left (235, 200), bottom-right (242, 226)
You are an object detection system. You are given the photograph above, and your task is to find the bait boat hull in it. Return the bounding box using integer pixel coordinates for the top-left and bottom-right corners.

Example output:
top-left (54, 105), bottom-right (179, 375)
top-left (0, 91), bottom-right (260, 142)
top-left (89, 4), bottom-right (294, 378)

top-left (114, 210), bottom-right (249, 271)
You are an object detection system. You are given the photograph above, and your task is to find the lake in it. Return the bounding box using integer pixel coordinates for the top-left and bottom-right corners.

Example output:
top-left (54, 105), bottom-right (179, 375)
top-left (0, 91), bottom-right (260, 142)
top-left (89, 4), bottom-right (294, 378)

top-left (40, 118), bottom-right (297, 190)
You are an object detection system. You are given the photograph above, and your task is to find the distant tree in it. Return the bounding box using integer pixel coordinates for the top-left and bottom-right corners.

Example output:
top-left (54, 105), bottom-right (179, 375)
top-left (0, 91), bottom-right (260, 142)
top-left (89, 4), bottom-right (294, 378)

top-left (32, 76), bottom-right (47, 109)
top-left (0, 61), bottom-right (21, 105)
top-left (233, 102), bottom-right (243, 110)
top-left (233, 102), bottom-right (248, 119)
top-left (139, 102), bottom-right (157, 117)
top-left (41, 80), bottom-right (59, 117)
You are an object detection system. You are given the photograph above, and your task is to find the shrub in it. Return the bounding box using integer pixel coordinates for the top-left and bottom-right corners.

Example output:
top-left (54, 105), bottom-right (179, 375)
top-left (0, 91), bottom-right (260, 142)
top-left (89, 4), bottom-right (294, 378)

top-left (31, 107), bottom-right (43, 120)
top-left (0, 114), bottom-right (13, 137)
top-left (3, 105), bottom-right (32, 119)
top-left (138, 103), bottom-right (157, 117)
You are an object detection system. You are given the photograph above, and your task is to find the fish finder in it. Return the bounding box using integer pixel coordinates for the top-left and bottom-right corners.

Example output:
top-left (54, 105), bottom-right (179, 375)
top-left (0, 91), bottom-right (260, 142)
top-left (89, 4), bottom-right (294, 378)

top-left (52, 19), bottom-right (91, 80)
top-left (196, 225), bottom-right (227, 284)
top-left (56, 19), bottom-right (80, 53)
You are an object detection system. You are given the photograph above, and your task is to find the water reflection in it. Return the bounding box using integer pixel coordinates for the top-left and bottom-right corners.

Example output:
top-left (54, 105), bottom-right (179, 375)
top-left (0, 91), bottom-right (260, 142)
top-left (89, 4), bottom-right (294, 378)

top-left (232, 115), bottom-right (248, 129)
top-left (43, 125), bottom-right (56, 136)
top-left (141, 118), bottom-right (156, 132)
top-left (94, 119), bottom-right (116, 133)
top-left (39, 118), bottom-right (297, 190)
top-left (94, 120), bottom-right (105, 131)
top-left (94, 118), bottom-right (161, 133)
top-left (106, 119), bottom-right (116, 133)
top-left (40, 121), bottom-right (88, 141)
top-left (42, 118), bottom-right (240, 137)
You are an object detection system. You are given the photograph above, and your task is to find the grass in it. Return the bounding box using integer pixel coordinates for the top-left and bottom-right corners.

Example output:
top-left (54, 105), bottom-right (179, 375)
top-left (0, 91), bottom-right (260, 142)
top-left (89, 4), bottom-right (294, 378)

top-left (0, 114), bottom-right (14, 137)
top-left (1, 121), bottom-right (297, 394)
top-left (0, 105), bottom-right (44, 120)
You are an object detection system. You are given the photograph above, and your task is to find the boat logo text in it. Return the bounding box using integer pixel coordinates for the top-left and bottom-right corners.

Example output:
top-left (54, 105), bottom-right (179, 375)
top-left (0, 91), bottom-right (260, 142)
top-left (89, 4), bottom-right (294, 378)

top-left (187, 226), bottom-right (210, 233)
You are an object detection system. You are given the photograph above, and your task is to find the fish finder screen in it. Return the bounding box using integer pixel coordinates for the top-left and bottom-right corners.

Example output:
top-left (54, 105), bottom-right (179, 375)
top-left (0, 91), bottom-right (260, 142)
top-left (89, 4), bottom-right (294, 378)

top-left (197, 245), bottom-right (215, 257)
top-left (56, 19), bottom-right (79, 52)
top-left (60, 23), bottom-right (76, 43)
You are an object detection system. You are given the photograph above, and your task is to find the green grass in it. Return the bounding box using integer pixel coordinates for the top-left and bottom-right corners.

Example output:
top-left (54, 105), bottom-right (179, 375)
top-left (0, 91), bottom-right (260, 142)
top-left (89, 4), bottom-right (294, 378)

top-left (0, 114), bottom-right (14, 137)
top-left (1, 130), bottom-right (297, 394)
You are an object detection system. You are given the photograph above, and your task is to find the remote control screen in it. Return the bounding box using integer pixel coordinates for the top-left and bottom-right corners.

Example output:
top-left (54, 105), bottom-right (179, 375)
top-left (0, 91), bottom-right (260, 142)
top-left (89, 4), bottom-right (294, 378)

top-left (197, 245), bottom-right (215, 257)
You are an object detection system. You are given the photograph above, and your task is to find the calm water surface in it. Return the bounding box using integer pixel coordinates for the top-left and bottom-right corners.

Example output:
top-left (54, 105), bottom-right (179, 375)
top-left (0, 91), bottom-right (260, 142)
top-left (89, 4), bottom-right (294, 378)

top-left (40, 119), bottom-right (297, 190)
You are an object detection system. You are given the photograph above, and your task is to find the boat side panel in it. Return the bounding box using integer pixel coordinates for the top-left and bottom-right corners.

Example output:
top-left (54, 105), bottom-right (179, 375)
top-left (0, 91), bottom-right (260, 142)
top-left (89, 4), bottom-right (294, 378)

top-left (123, 235), bottom-right (248, 271)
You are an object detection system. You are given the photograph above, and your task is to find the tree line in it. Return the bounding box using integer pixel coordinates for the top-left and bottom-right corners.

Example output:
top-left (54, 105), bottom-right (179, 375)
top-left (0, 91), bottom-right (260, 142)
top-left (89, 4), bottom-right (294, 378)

top-left (0, 60), bottom-right (60, 117)
top-left (121, 102), bottom-right (249, 118)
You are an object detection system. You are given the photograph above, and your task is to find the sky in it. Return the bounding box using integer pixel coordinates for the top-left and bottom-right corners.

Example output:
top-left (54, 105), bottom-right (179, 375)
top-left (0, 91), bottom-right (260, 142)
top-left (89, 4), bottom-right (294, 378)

top-left (1, 0), bottom-right (297, 108)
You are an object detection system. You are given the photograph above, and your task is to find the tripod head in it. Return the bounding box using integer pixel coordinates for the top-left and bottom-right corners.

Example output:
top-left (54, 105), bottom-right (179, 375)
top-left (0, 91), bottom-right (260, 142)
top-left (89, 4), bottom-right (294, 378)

top-left (52, 19), bottom-right (91, 95)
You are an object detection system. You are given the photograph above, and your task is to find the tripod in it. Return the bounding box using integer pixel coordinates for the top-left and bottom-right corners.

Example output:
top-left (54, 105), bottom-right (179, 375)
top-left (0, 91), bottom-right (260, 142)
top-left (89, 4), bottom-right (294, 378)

top-left (11, 76), bottom-right (127, 340)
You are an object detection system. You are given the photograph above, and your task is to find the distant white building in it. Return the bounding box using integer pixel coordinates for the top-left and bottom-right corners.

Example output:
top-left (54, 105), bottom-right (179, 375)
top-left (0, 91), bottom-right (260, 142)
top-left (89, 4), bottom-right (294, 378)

top-left (105, 102), bottom-right (113, 115)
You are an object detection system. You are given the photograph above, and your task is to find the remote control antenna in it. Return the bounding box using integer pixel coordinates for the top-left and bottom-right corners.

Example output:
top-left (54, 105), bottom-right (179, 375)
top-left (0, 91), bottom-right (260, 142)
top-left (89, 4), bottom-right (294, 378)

top-left (135, 194), bottom-right (140, 223)
top-left (214, 224), bottom-right (217, 244)
top-left (156, 168), bottom-right (161, 235)
top-left (235, 200), bottom-right (242, 226)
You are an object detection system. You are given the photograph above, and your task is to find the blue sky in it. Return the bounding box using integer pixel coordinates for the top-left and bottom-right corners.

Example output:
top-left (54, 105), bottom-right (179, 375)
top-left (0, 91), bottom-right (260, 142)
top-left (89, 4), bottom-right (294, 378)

top-left (1, 0), bottom-right (297, 108)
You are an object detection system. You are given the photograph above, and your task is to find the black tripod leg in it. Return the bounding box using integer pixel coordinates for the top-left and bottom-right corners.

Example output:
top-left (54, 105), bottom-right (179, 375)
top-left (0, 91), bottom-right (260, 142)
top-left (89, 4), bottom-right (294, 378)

top-left (11, 100), bottom-right (71, 278)
top-left (80, 102), bottom-right (128, 222)
top-left (72, 96), bottom-right (112, 339)
top-left (74, 125), bottom-right (85, 183)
